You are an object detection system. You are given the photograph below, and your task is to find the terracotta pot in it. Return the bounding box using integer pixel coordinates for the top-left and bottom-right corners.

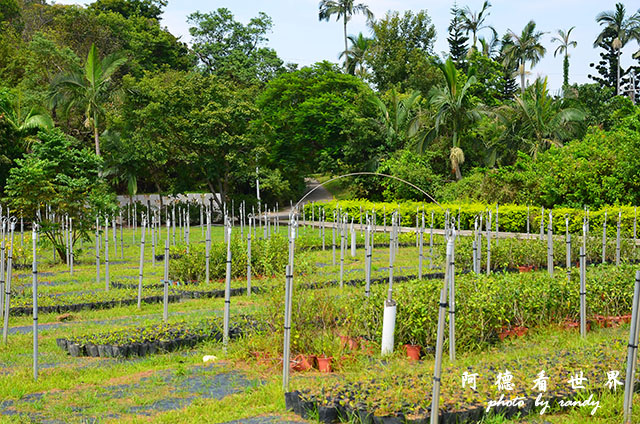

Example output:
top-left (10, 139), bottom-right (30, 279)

top-left (252, 351), bottom-right (271, 365)
top-left (405, 344), bottom-right (421, 361)
top-left (518, 265), bottom-right (533, 273)
top-left (513, 326), bottom-right (528, 337)
top-left (317, 355), bottom-right (333, 373)
top-left (359, 338), bottom-right (375, 355)
top-left (339, 335), bottom-right (349, 348)
top-left (347, 337), bottom-right (359, 350)
top-left (292, 354), bottom-right (313, 372)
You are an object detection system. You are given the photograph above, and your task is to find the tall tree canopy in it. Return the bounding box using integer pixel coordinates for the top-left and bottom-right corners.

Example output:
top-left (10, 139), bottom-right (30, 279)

top-left (254, 61), bottom-right (382, 192)
top-left (366, 10), bottom-right (439, 93)
top-left (188, 8), bottom-right (284, 85)
top-left (318, 0), bottom-right (373, 70)
top-left (503, 20), bottom-right (546, 94)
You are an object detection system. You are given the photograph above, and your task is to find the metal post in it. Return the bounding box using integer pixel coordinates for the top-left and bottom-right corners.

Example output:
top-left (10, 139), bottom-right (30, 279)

top-left (205, 212), bottom-right (211, 282)
top-left (95, 217), bottom-right (100, 286)
top-left (32, 224), bottom-right (38, 381)
top-left (486, 211), bottom-right (492, 275)
top-left (282, 213), bottom-right (297, 391)
top-left (163, 238), bottom-right (169, 323)
top-left (547, 212), bottom-right (553, 277)
top-left (137, 217), bottom-right (146, 309)
top-left (332, 211), bottom-right (336, 266)
top-left (105, 217), bottom-right (110, 291)
top-left (282, 264), bottom-right (293, 390)
top-left (579, 246), bottom-right (586, 337)
top-left (495, 204), bottom-right (499, 246)
top-left (449, 229), bottom-right (456, 362)
top-left (623, 270), bottom-right (640, 423)
top-left (616, 211), bottom-right (622, 266)
top-left (418, 213), bottom-right (424, 279)
top-left (223, 218), bottom-right (232, 351)
top-left (540, 206), bottom-right (544, 241)
top-left (566, 234), bottom-right (572, 285)
top-left (602, 211), bottom-right (607, 264)
top-left (526, 205), bottom-right (530, 237)
top-left (429, 211), bottom-right (434, 270)
top-left (3, 219), bottom-right (15, 343)
top-left (431, 236), bottom-right (454, 424)
top-left (339, 217), bottom-right (345, 288)
top-left (247, 216), bottom-right (252, 296)
top-left (365, 217), bottom-right (372, 297)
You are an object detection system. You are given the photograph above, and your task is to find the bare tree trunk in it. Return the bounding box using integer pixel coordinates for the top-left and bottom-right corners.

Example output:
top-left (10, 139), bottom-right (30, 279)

top-left (93, 113), bottom-right (100, 156)
top-left (343, 18), bottom-right (348, 71)
top-left (616, 49), bottom-right (621, 96)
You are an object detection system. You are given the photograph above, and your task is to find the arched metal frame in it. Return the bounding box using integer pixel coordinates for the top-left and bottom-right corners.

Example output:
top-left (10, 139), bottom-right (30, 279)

top-left (293, 172), bottom-right (445, 214)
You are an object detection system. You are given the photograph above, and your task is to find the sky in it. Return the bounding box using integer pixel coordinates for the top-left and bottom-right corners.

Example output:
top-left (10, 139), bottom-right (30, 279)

top-left (53, 0), bottom-right (640, 92)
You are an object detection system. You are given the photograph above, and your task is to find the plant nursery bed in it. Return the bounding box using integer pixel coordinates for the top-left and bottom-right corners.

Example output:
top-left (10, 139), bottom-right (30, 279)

top-left (56, 317), bottom-right (253, 358)
top-left (286, 336), bottom-right (630, 423)
top-left (8, 286), bottom-right (251, 316)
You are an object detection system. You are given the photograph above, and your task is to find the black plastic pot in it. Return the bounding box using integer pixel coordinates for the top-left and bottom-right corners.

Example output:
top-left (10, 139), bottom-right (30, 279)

top-left (284, 391), bottom-right (300, 412)
top-left (67, 343), bottom-right (82, 357)
top-left (56, 338), bottom-right (67, 351)
top-left (86, 344), bottom-right (99, 357)
top-left (318, 405), bottom-right (338, 424)
top-left (298, 398), bottom-right (317, 419)
top-left (130, 342), bottom-right (142, 356)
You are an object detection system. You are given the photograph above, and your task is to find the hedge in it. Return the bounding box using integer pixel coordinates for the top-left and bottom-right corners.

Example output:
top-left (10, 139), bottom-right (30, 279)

top-left (304, 200), bottom-right (640, 237)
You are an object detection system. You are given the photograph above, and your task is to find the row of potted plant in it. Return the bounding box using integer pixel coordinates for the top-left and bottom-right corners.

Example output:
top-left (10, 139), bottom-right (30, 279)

top-left (57, 317), bottom-right (251, 358)
top-left (285, 336), bottom-right (627, 423)
top-left (7, 282), bottom-right (252, 316)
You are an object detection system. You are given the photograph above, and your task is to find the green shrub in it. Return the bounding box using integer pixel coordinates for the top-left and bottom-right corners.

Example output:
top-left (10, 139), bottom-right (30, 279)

top-left (307, 199), bottom-right (640, 237)
top-left (169, 233), bottom-right (313, 282)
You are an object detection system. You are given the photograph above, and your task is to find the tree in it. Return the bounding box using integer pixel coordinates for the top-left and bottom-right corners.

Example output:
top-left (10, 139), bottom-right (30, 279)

top-left (594, 3), bottom-right (640, 95)
top-left (0, 89), bottom-right (53, 152)
top-left (318, 0), bottom-right (373, 70)
top-left (188, 8), bottom-right (283, 85)
top-left (427, 58), bottom-right (481, 180)
top-left (339, 32), bottom-right (373, 77)
top-left (502, 21), bottom-right (546, 94)
top-left (5, 128), bottom-right (115, 262)
top-left (116, 70), bottom-right (259, 211)
top-left (460, 0), bottom-right (493, 51)
top-left (372, 89), bottom-right (424, 151)
top-left (366, 10), bottom-right (439, 93)
top-left (497, 77), bottom-right (585, 158)
top-left (255, 62), bottom-right (382, 191)
top-left (50, 43), bottom-right (126, 156)
top-left (447, 3), bottom-right (469, 65)
top-left (551, 27), bottom-right (577, 89)
top-left (89, 0), bottom-right (167, 20)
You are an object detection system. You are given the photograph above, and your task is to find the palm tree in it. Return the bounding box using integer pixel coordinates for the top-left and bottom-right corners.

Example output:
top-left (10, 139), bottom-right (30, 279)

top-left (551, 27), bottom-right (577, 89)
top-left (461, 0), bottom-right (494, 51)
top-left (594, 3), bottom-right (640, 95)
top-left (50, 44), bottom-right (126, 156)
top-left (339, 32), bottom-right (373, 77)
top-left (478, 27), bottom-right (499, 58)
top-left (0, 91), bottom-right (54, 151)
top-left (372, 89), bottom-right (423, 151)
top-left (318, 0), bottom-right (373, 71)
top-left (497, 77), bottom-right (585, 158)
top-left (427, 58), bottom-right (481, 180)
top-left (502, 21), bottom-right (546, 94)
